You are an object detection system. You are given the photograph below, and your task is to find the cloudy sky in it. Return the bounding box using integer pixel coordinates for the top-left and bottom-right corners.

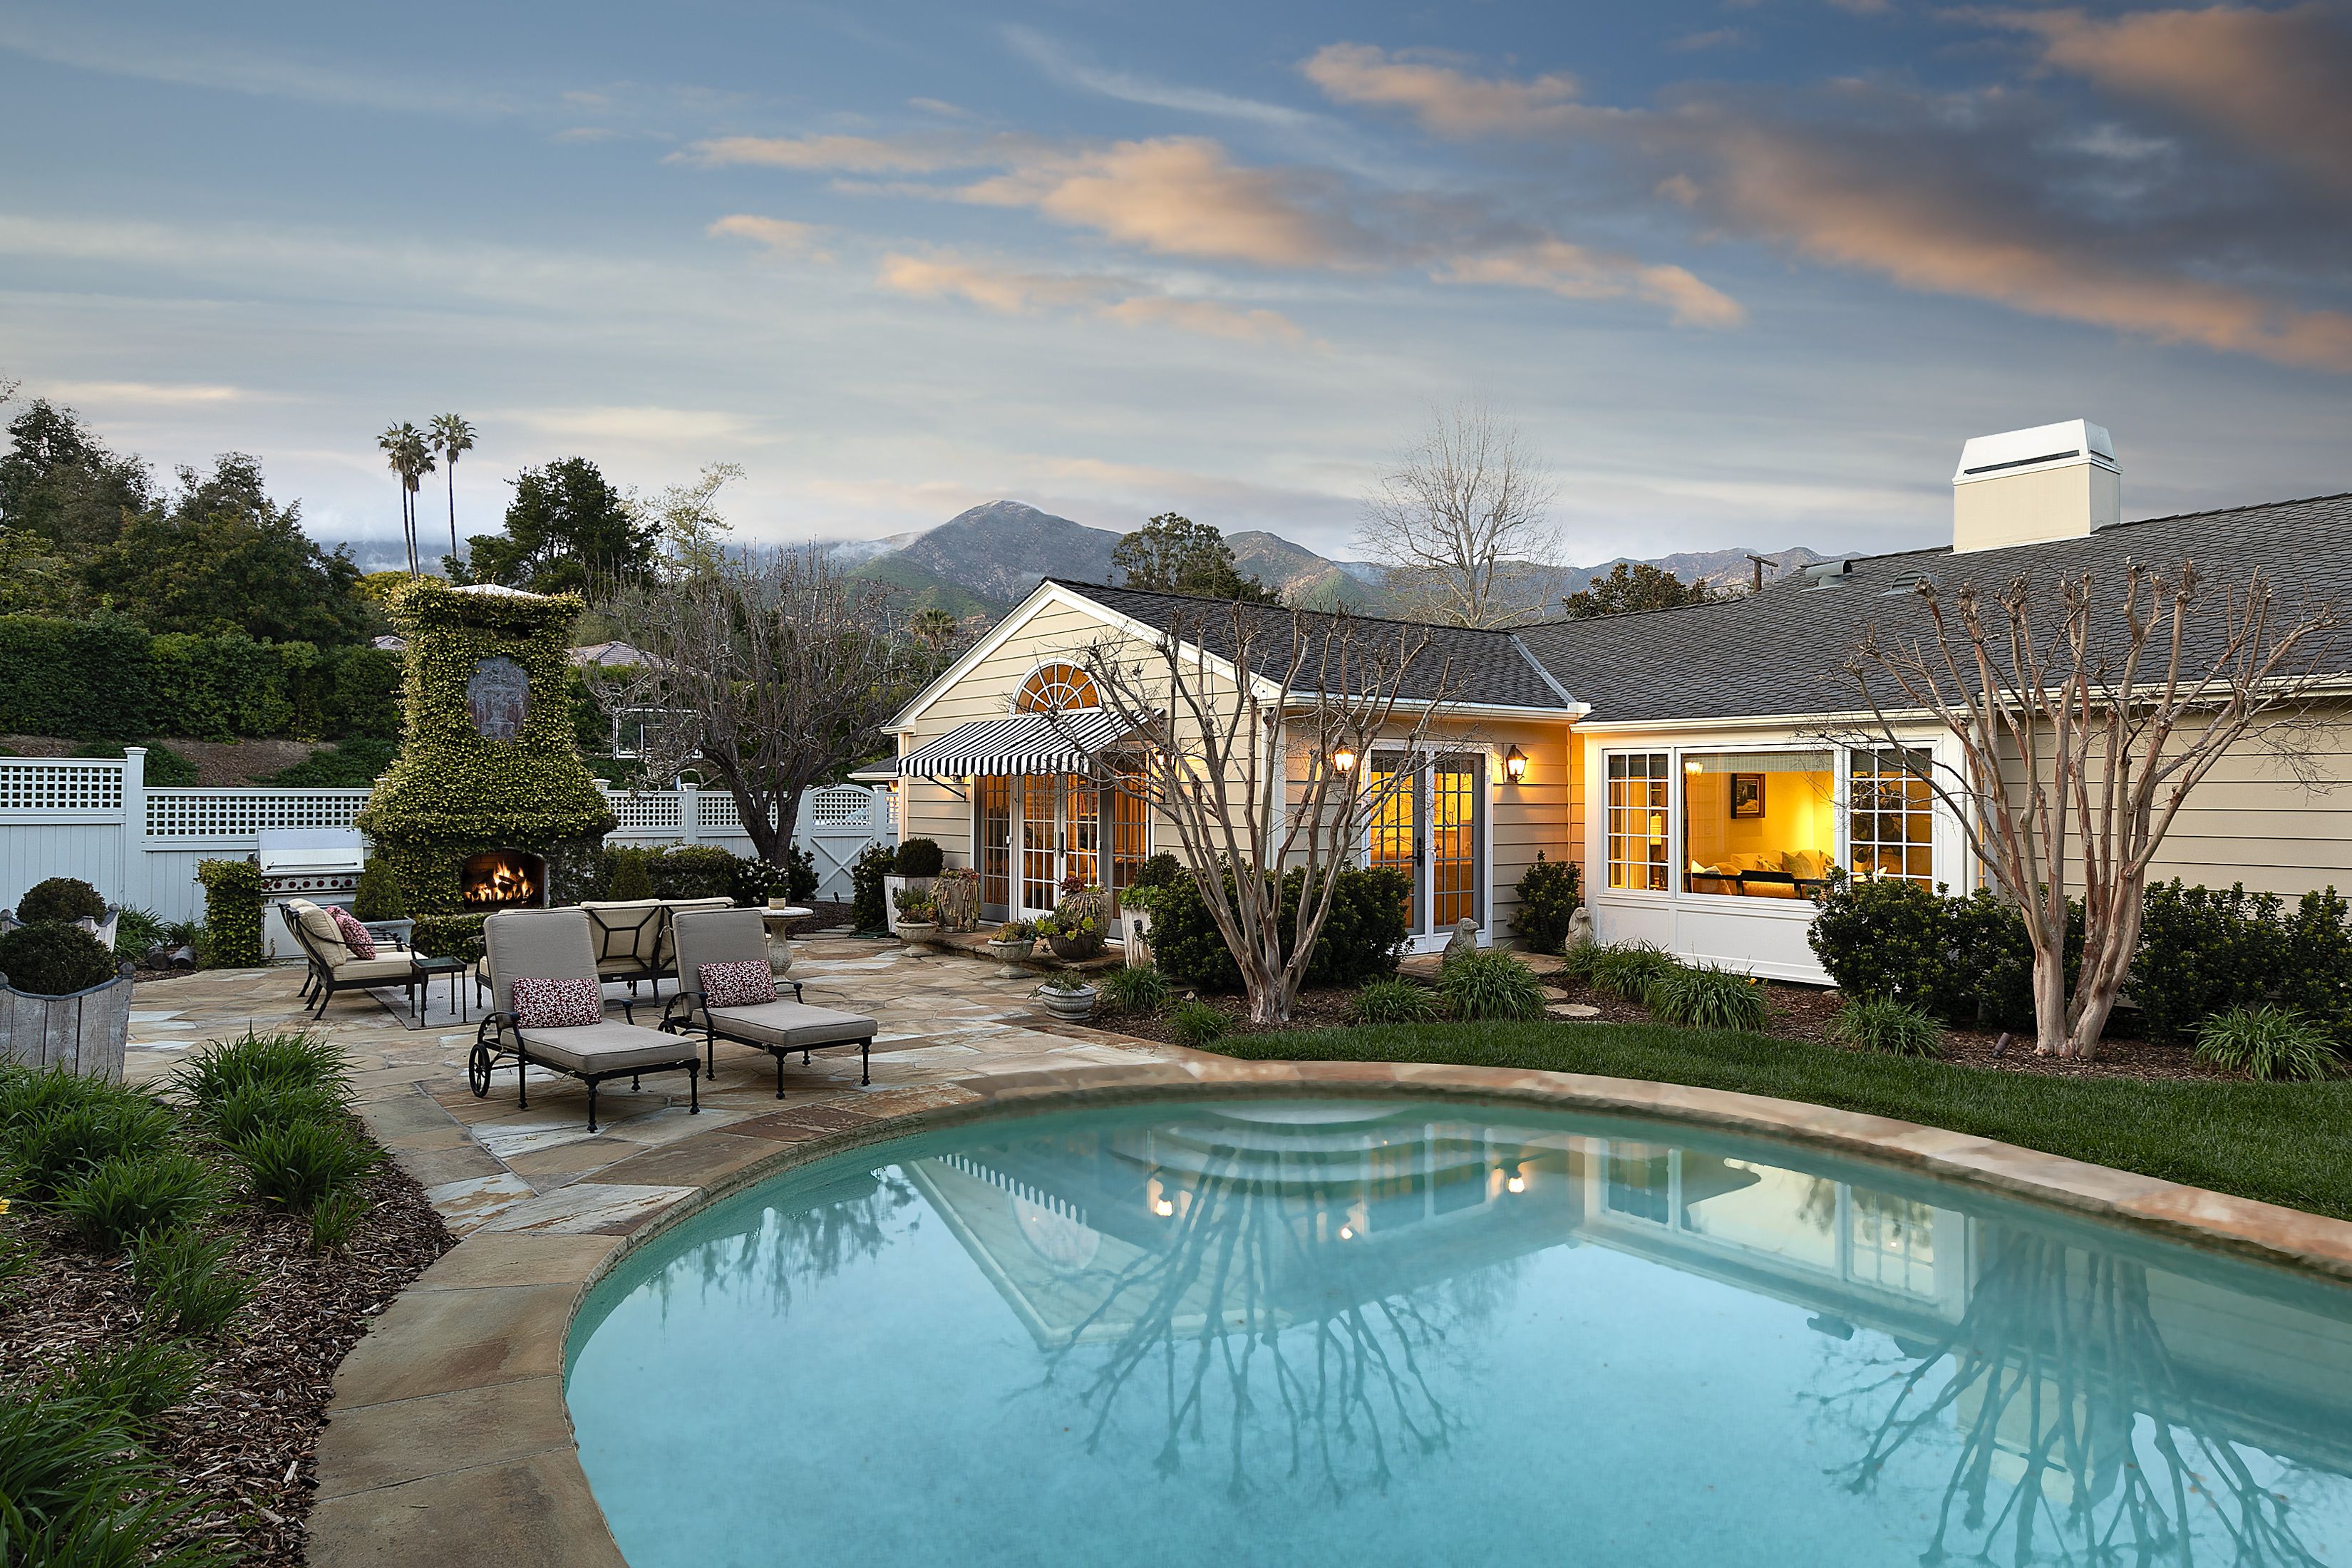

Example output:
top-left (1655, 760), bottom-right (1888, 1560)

top-left (3, 1), bottom-right (2348, 566)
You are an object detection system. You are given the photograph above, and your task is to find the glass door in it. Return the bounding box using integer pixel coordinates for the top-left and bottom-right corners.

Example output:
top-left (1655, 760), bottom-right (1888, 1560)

top-left (977, 776), bottom-right (1013, 914)
top-left (1429, 755), bottom-right (1480, 930)
top-left (1021, 775), bottom-right (1059, 914)
top-left (1368, 754), bottom-right (1423, 936)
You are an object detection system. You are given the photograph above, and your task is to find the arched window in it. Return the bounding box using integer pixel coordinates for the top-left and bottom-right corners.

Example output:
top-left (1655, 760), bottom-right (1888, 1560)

top-left (1015, 662), bottom-right (1100, 713)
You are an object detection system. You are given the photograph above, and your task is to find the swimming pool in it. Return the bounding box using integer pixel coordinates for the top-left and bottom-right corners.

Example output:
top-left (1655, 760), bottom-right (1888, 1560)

top-left (566, 1096), bottom-right (2352, 1566)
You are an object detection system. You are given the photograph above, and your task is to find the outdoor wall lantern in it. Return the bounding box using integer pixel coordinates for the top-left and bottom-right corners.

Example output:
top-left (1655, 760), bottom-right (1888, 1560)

top-left (1330, 742), bottom-right (1358, 774)
top-left (1504, 745), bottom-right (1529, 785)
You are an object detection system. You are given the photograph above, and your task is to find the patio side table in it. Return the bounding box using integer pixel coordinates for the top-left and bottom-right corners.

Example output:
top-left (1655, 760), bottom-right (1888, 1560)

top-left (408, 954), bottom-right (468, 1027)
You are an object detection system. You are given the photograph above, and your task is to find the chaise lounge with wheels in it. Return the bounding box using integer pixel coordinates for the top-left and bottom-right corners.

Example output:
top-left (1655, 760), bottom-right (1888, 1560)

top-left (473, 907), bottom-right (703, 1133)
top-left (666, 908), bottom-right (879, 1093)
top-left (280, 899), bottom-right (418, 1018)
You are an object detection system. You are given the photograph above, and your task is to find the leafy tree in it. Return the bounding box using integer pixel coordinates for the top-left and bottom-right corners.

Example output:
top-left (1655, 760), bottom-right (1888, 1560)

top-left (1111, 512), bottom-right (1277, 602)
top-left (461, 457), bottom-right (651, 593)
top-left (0, 398), bottom-right (152, 551)
top-left (79, 454), bottom-right (370, 645)
top-left (1562, 560), bottom-right (1718, 619)
top-left (639, 461), bottom-right (738, 579)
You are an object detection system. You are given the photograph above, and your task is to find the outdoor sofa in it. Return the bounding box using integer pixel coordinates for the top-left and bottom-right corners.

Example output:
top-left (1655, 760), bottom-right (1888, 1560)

top-left (472, 907), bottom-right (703, 1133)
top-left (666, 907), bottom-right (878, 1092)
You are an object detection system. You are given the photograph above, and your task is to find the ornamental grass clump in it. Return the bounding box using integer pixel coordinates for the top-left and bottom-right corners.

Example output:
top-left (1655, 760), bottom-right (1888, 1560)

top-left (1436, 949), bottom-right (1547, 1022)
top-left (2194, 1006), bottom-right (2342, 1082)
top-left (1096, 964), bottom-right (1172, 1015)
top-left (1826, 995), bottom-right (1946, 1058)
top-left (0, 1386), bottom-right (235, 1567)
top-left (6, 1096), bottom-right (177, 1200)
top-left (1169, 999), bottom-right (1229, 1047)
top-left (45, 1337), bottom-right (203, 1426)
top-left (174, 1028), bottom-right (351, 1105)
top-left (1644, 965), bottom-right (1770, 1032)
top-left (1587, 942), bottom-right (1681, 1004)
top-left (1554, 938), bottom-right (1604, 985)
top-left (130, 1227), bottom-right (249, 1336)
top-left (56, 1152), bottom-right (217, 1253)
top-left (1351, 976), bottom-right (1438, 1026)
top-left (229, 1119), bottom-right (380, 1213)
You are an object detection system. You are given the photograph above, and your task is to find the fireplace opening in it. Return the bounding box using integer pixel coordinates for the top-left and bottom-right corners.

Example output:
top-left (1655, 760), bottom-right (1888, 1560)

top-left (462, 849), bottom-right (547, 912)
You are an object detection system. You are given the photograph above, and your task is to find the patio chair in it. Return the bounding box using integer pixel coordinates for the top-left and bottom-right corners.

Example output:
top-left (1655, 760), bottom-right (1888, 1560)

top-left (580, 896), bottom-right (735, 999)
top-left (473, 908), bottom-right (702, 1133)
top-left (279, 899), bottom-right (418, 1018)
top-left (665, 908), bottom-right (877, 1093)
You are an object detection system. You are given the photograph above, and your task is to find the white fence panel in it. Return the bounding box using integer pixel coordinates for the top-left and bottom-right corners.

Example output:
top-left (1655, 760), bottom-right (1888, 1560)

top-left (1, 753), bottom-right (896, 930)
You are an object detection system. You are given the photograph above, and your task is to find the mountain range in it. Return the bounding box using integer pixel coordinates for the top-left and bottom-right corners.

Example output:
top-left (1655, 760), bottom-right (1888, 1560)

top-left (830, 500), bottom-right (1827, 620)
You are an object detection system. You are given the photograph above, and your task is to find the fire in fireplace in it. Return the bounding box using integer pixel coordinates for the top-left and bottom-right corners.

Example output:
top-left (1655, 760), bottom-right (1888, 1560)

top-left (461, 849), bottom-right (547, 912)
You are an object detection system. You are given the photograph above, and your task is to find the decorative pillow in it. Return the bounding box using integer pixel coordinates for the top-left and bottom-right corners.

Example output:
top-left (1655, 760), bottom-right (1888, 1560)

top-left (329, 907), bottom-right (377, 960)
top-left (510, 976), bottom-right (602, 1029)
top-left (699, 960), bottom-right (777, 1010)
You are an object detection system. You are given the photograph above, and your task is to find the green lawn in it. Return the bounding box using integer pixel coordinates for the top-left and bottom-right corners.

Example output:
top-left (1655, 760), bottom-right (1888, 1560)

top-left (1207, 1020), bottom-right (2352, 1222)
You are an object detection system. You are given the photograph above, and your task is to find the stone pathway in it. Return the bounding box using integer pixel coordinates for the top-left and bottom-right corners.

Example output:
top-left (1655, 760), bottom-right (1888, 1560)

top-left (124, 932), bottom-right (1180, 1237)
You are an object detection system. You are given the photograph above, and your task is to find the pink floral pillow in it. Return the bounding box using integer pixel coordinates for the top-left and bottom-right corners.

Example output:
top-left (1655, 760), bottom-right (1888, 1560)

top-left (329, 907), bottom-right (376, 960)
top-left (510, 976), bottom-right (602, 1028)
top-left (698, 960), bottom-right (777, 1009)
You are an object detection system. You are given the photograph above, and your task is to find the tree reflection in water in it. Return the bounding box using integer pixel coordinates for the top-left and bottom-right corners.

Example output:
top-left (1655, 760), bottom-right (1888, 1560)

top-left (1027, 1138), bottom-right (1513, 1503)
top-left (1822, 1229), bottom-right (2329, 1567)
top-left (649, 1167), bottom-right (920, 1321)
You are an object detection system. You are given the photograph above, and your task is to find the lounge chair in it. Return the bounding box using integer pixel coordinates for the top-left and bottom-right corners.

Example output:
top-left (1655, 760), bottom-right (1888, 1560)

top-left (473, 908), bottom-right (702, 1132)
top-left (581, 896), bottom-right (735, 999)
top-left (665, 908), bottom-right (877, 1093)
top-left (279, 899), bottom-right (418, 1018)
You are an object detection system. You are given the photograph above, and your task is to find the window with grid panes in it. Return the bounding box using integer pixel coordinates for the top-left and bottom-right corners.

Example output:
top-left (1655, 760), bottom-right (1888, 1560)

top-left (1848, 748), bottom-right (1935, 885)
top-left (1606, 752), bottom-right (1671, 891)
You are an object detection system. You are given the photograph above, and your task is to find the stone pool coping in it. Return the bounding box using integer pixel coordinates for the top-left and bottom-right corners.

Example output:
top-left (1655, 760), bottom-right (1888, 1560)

top-left (305, 1055), bottom-right (2352, 1565)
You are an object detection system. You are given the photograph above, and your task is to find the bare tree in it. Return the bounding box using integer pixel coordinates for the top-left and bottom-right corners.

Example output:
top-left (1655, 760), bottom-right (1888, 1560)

top-left (1844, 561), bottom-right (2336, 1059)
top-left (1357, 398), bottom-right (1559, 629)
top-left (1076, 599), bottom-right (1460, 1026)
top-left (595, 548), bottom-right (924, 863)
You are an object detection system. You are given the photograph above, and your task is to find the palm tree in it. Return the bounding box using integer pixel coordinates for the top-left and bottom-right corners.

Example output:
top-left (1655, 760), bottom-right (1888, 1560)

top-left (428, 413), bottom-right (475, 567)
top-left (377, 422), bottom-right (435, 573)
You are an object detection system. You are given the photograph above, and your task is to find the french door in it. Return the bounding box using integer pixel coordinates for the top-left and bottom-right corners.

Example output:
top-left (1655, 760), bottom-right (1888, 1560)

top-left (1013, 774), bottom-right (1100, 917)
top-left (1368, 753), bottom-right (1485, 941)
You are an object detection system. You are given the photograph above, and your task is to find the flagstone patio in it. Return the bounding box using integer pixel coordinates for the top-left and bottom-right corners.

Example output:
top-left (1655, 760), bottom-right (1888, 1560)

top-left (123, 931), bottom-right (1182, 1237)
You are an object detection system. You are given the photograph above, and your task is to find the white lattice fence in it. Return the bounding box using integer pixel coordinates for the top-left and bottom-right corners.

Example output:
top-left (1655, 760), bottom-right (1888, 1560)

top-left (145, 789), bottom-right (370, 841)
top-left (0, 760), bottom-right (123, 817)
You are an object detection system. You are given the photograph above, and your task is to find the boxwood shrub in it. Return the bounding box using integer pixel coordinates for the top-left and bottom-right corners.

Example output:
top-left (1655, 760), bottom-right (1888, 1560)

top-left (16, 876), bottom-right (107, 925)
top-left (1507, 852), bottom-right (1582, 954)
top-left (0, 921), bottom-right (120, 996)
top-left (1148, 863), bottom-right (1410, 992)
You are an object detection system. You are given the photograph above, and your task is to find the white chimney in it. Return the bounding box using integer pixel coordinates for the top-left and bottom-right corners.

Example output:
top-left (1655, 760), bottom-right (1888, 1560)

top-left (1951, 419), bottom-right (2119, 553)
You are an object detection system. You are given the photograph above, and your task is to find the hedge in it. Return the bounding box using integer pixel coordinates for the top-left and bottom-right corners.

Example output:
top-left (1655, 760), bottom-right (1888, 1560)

top-left (194, 859), bottom-right (264, 969)
top-left (0, 613), bottom-right (399, 741)
top-left (1143, 864), bottom-right (1410, 992)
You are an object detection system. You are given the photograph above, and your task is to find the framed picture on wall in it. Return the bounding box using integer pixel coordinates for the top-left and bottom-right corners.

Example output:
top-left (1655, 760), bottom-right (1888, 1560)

top-left (1731, 773), bottom-right (1764, 818)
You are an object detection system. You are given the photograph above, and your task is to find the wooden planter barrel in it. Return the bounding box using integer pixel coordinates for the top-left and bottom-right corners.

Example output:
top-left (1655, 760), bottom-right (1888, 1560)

top-left (0, 964), bottom-right (135, 1081)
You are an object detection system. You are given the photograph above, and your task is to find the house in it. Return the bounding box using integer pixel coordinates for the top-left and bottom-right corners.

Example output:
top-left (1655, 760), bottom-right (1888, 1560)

top-left (887, 421), bottom-right (2352, 982)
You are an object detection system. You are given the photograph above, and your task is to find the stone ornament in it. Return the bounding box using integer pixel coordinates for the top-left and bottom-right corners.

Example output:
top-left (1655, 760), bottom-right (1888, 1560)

top-left (465, 655), bottom-right (531, 741)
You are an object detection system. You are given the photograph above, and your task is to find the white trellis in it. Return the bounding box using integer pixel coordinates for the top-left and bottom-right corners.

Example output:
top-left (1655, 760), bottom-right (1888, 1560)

top-left (0, 751), bottom-right (894, 924)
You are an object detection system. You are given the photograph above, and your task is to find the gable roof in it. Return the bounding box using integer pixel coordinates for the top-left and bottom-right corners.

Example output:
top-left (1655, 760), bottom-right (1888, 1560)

top-left (1050, 579), bottom-right (1579, 711)
top-left (1515, 492), bottom-right (2352, 725)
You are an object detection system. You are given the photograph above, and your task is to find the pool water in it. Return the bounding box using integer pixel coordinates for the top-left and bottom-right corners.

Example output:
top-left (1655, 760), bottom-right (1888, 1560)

top-left (566, 1098), bottom-right (2352, 1567)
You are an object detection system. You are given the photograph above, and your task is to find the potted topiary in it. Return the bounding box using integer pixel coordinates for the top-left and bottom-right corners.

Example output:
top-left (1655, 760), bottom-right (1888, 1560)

top-left (10, 876), bottom-right (119, 952)
top-left (892, 887), bottom-right (940, 944)
top-left (1035, 969), bottom-right (1098, 1022)
top-left (984, 920), bottom-right (1037, 964)
top-left (0, 919), bottom-right (134, 1080)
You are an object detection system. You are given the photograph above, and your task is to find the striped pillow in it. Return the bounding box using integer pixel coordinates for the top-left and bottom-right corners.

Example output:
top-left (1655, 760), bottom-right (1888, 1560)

top-left (698, 960), bottom-right (776, 1009)
top-left (510, 976), bottom-right (602, 1029)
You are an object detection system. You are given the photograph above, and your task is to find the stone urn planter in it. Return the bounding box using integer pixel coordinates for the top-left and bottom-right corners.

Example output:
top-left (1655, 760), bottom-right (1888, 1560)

top-left (0, 963), bottom-right (135, 1081)
top-left (882, 875), bottom-right (935, 935)
top-left (895, 920), bottom-right (940, 946)
top-left (1036, 981), bottom-right (1098, 1023)
top-left (984, 938), bottom-right (1036, 965)
top-left (1047, 930), bottom-right (1103, 961)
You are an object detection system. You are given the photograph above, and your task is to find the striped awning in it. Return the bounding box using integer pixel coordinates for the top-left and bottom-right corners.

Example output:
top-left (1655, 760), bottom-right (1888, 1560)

top-left (895, 710), bottom-right (1135, 779)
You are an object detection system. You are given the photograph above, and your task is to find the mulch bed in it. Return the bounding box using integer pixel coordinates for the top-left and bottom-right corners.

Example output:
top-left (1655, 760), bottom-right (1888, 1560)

top-left (1096, 959), bottom-right (2228, 1083)
top-left (0, 1155), bottom-right (454, 1566)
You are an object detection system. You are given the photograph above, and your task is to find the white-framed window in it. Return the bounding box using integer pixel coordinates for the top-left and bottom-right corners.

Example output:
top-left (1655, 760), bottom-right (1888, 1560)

top-left (1847, 747), bottom-right (1936, 887)
top-left (1606, 751), bottom-right (1671, 892)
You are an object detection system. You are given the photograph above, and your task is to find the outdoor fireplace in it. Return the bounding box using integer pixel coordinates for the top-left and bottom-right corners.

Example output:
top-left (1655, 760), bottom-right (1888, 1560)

top-left (461, 849), bottom-right (547, 912)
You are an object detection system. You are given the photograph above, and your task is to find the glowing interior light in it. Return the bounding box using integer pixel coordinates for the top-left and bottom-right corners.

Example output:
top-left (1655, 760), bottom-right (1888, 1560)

top-left (1154, 1197), bottom-right (1175, 1217)
top-left (1506, 1172), bottom-right (1527, 1194)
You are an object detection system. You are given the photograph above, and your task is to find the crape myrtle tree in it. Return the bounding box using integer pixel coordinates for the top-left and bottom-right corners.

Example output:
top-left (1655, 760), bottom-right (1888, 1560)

top-left (1356, 397), bottom-right (1559, 629)
top-left (1072, 598), bottom-right (1461, 1027)
top-left (1842, 559), bottom-right (2338, 1060)
top-left (594, 547), bottom-right (927, 864)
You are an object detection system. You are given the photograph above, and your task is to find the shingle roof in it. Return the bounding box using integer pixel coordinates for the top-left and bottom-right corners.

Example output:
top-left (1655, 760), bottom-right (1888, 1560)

top-left (1515, 492), bottom-right (2352, 723)
top-left (1052, 580), bottom-right (1577, 711)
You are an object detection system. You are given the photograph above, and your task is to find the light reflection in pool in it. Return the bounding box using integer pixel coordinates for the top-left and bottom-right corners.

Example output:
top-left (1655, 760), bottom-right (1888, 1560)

top-left (566, 1099), bottom-right (2352, 1567)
